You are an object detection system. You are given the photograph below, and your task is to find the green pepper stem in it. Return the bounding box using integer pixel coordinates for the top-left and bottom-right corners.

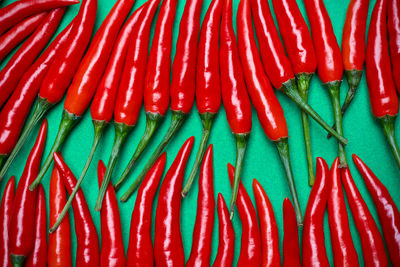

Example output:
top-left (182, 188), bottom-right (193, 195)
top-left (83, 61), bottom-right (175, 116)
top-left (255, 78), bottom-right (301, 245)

top-left (29, 110), bottom-right (79, 191)
top-left (120, 110), bottom-right (187, 202)
top-left (10, 254), bottom-right (25, 267)
top-left (379, 115), bottom-right (400, 169)
top-left (0, 155), bottom-right (6, 180)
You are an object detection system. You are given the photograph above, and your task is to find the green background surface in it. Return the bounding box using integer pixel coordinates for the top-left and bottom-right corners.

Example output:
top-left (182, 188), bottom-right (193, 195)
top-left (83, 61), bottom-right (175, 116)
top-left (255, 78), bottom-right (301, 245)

top-left (1, 0), bottom-right (399, 265)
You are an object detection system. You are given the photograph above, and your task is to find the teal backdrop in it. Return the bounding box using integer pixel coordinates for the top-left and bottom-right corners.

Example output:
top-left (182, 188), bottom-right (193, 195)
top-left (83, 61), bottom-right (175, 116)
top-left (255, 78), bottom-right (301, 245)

top-left (1, 0), bottom-right (399, 265)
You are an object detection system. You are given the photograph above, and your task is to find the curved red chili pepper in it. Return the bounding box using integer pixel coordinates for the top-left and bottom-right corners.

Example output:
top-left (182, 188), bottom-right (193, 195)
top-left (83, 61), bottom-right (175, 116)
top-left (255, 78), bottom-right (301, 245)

top-left (0, 176), bottom-right (15, 267)
top-left (97, 161), bottom-right (125, 267)
top-left (127, 153), bottom-right (166, 267)
top-left (328, 158), bottom-right (359, 267)
top-left (9, 120), bottom-right (47, 267)
top-left (227, 164), bottom-right (262, 266)
top-left (341, 167), bottom-right (388, 266)
top-left (282, 198), bottom-right (301, 267)
top-left (26, 185), bottom-right (47, 267)
top-left (302, 157), bottom-right (330, 267)
top-left (353, 154), bottom-right (400, 265)
top-left (154, 137), bottom-right (194, 267)
top-left (53, 152), bottom-right (100, 267)
top-left (389, 0), bottom-right (400, 93)
top-left (186, 145), bottom-right (215, 267)
top-left (212, 193), bottom-right (235, 267)
top-left (253, 179), bottom-right (280, 267)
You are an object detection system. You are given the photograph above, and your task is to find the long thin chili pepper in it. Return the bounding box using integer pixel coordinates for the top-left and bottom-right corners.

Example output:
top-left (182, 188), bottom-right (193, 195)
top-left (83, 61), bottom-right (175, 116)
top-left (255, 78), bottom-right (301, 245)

top-left (302, 157), bottom-right (330, 267)
top-left (212, 193), bottom-right (235, 267)
top-left (353, 154), bottom-right (400, 265)
top-left (154, 137), bottom-right (194, 267)
top-left (9, 120), bottom-right (47, 267)
top-left (341, 167), bottom-right (388, 266)
top-left (186, 145), bottom-right (215, 267)
top-left (121, 0), bottom-right (203, 200)
top-left (253, 179), bottom-right (280, 267)
top-left (227, 164), bottom-right (262, 266)
top-left (53, 152), bottom-right (100, 267)
top-left (282, 198), bottom-right (301, 267)
top-left (181, 0), bottom-right (222, 197)
top-left (366, 0), bottom-right (400, 169)
top-left (271, 0), bottom-right (317, 185)
top-left (389, 0), bottom-right (400, 92)
top-left (97, 161), bottom-right (125, 267)
top-left (328, 158), bottom-right (359, 267)
top-left (0, 176), bottom-right (15, 267)
top-left (237, 0), bottom-right (303, 225)
top-left (127, 153), bottom-right (166, 266)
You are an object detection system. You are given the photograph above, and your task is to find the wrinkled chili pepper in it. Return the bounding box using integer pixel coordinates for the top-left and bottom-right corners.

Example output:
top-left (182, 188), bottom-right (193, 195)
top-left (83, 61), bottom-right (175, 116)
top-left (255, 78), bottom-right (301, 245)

top-left (0, 176), bottom-right (15, 267)
top-left (154, 137), bottom-right (194, 267)
top-left (282, 198), bottom-right (301, 267)
top-left (127, 153), bottom-right (166, 266)
top-left (353, 154), bottom-right (400, 266)
top-left (389, 0), bottom-right (400, 92)
top-left (302, 157), bottom-right (330, 267)
top-left (53, 152), bottom-right (100, 267)
top-left (9, 120), bottom-right (47, 267)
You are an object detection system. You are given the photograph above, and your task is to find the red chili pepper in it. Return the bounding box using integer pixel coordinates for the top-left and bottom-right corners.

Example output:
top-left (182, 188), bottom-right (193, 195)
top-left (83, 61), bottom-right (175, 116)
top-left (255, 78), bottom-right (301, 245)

top-left (9, 120), bottom-right (47, 267)
top-left (154, 137), bottom-right (194, 267)
top-left (253, 179), bottom-right (280, 267)
top-left (302, 157), bottom-right (330, 267)
top-left (227, 164), bottom-right (262, 266)
top-left (0, 176), bottom-right (15, 267)
top-left (328, 158), bottom-right (359, 267)
top-left (53, 152), bottom-right (100, 267)
top-left (341, 167), bottom-right (388, 266)
top-left (0, 8), bottom-right (66, 108)
top-left (212, 193), bottom-right (235, 267)
top-left (282, 198), bottom-right (301, 267)
top-left (127, 153), bottom-right (166, 266)
top-left (389, 0), bottom-right (400, 93)
top-left (353, 154), bottom-right (400, 265)
top-left (26, 185), bottom-right (47, 267)
top-left (186, 145), bottom-right (215, 267)
top-left (366, 0), bottom-right (400, 169)
top-left (97, 161), bottom-right (125, 267)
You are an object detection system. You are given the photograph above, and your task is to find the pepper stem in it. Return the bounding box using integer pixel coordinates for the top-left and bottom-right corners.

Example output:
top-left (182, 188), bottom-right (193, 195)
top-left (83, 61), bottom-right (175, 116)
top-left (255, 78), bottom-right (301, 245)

top-left (114, 112), bottom-right (163, 191)
top-left (120, 110), bottom-right (187, 202)
top-left (95, 122), bottom-right (133, 211)
top-left (379, 115), bottom-right (400, 169)
top-left (0, 155), bottom-right (6, 178)
top-left (275, 138), bottom-right (303, 226)
top-left (29, 110), bottom-right (80, 190)
top-left (282, 79), bottom-right (348, 145)
top-left (182, 112), bottom-right (215, 198)
top-left (10, 254), bottom-right (25, 267)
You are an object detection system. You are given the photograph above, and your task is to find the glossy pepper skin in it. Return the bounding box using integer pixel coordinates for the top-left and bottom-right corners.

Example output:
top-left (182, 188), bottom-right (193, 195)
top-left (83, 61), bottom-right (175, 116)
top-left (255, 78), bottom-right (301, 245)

top-left (282, 198), bottom-right (301, 267)
top-left (0, 176), bottom-right (15, 267)
top-left (302, 158), bottom-right (330, 267)
top-left (388, 0), bottom-right (400, 92)
top-left (127, 154), bottom-right (166, 267)
top-left (186, 145), bottom-right (215, 267)
top-left (154, 137), bottom-right (194, 267)
top-left (9, 120), bottom-right (47, 267)
top-left (353, 154), bottom-right (400, 266)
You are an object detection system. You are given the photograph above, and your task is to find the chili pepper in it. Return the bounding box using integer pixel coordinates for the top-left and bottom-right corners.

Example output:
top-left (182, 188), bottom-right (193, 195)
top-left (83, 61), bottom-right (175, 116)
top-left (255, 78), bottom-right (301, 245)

top-left (26, 185), bottom-right (47, 267)
top-left (253, 179), bottom-right (280, 267)
top-left (328, 158), bottom-right (359, 267)
top-left (282, 198), bottom-right (301, 267)
top-left (0, 176), bottom-right (15, 267)
top-left (97, 161), bottom-right (125, 267)
top-left (53, 152), bottom-right (100, 266)
top-left (186, 145), bottom-right (215, 267)
top-left (121, 0), bottom-right (203, 200)
top-left (366, 0), bottom-right (400, 169)
top-left (48, 167), bottom-right (72, 267)
top-left (9, 120), bottom-right (47, 267)
top-left (0, 22), bottom-right (74, 179)
top-left (271, 0), bottom-right (317, 185)
top-left (212, 193), bottom-right (235, 267)
top-left (353, 154), bottom-right (400, 266)
top-left (389, 0), bottom-right (400, 93)
top-left (237, 0), bottom-right (303, 225)
top-left (154, 137), bottom-right (194, 267)
top-left (0, 8), bottom-right (66, 108)
top-left (127, 153), bottom-right (166, 266)
top-left (181, 0), bottom-right (222, 197)
top-left (227, 164), bottom-right (262, 266)
top-left (302, 157), bottom-right (329, 267)
top-left (0, 12), bottom-right (47, 62)
top-left (341, 167), bottom-right (388, 266)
